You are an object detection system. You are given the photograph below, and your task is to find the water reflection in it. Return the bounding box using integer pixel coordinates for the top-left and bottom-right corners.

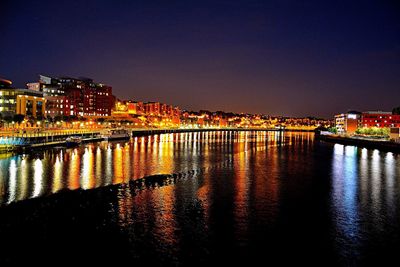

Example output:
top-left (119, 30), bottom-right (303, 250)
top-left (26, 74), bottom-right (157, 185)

top-left (52, 154), bottom-right (63, 193)
top-left (33, 159), bottom-right (43, 198)
top-left (331, 143), bottom-right (400, 262)
top-left (0, 131), bottom-right (285, 205)
top-left (1, 131), bottom-right (400, 265)
top-left (8, 159), bottom-right (17, 204)
top-left (332, 145), bottom-right (360, 249)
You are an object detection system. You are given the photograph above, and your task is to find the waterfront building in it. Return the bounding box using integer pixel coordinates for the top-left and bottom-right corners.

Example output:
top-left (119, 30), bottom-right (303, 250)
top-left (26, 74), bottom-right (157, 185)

top-left (0, 79), bottom-right (15, 115)
top-left (361, 111), bottom-right (400, 128)
top-left (144, 102), bottom-right (161, 116)
top-left (334, 111), bottom-right (361, 134)
top-left (389, 127), bottom-right (400, 141)
top-left (45, 95), bottom-right (69, 117)
top-left (113, 100), bottom-right (145, 116)
top-left (160, 103), bottom-right (174, 116)
top-left (0, 78), bottom-right (46, 118)
top-left (133, 101), bottom-right (145, 114)
top-left (16, 91), bottom-right (46, 117)
top-left (126, 102), bottom-right (137, 114)
top-left (26, 82), bottom-right (41, 91)
top-left (30, 75), bottom-right (114, 118)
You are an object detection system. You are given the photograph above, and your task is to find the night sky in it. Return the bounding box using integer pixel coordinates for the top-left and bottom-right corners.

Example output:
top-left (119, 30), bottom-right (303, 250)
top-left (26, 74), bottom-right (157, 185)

top-left (1, 0), bottom-right (399, 118)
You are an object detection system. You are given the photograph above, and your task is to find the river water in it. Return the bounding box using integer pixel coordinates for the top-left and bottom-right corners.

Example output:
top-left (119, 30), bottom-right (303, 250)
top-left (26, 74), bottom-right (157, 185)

top-left (0, 131), bottom-right (399, 265)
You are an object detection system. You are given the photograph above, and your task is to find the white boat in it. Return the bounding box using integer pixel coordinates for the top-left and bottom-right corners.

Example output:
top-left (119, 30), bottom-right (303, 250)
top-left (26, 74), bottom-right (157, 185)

top-left (65, 136), bottom-right (82, 147)
top-left (102, 129), bottom-right (130, 141)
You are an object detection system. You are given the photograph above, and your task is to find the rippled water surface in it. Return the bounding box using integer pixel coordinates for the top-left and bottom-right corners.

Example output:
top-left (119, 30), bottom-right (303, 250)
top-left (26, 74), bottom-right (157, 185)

top-left (0, 131), bottom-right (399, 266)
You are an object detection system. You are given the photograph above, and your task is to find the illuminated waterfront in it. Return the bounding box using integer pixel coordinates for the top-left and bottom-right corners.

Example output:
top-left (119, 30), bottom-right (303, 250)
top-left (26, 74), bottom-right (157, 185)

top-left (0, 131), bottom-right (399, 265)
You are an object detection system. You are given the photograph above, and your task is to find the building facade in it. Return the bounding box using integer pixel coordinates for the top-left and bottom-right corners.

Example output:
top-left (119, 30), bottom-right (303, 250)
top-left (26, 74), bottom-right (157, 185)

top-left (361, 111), bottom-right (400, 128)
top-left (35, 75), bottom-right (114, 118)
top-left (144, 102), bottom-right (161, 116)
top-left (16, 91), bottom-right (46, 117)
top-left (1, 78), bottom-right (46, 118)
top-left (335, 111), bottom-right (361, 134)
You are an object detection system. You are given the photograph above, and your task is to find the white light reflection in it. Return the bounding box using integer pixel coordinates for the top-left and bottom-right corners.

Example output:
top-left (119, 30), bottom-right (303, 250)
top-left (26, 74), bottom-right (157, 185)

top-left (332, 144), bottom-right (359, 245)
top-left (385, 152), bottom-right (395, 209)
top-left (371, 149), bottom-right (381, 208)
top-left (32, 159), bottom-right (43, 198)
top-left (7, 159), bottom-right (17, 204)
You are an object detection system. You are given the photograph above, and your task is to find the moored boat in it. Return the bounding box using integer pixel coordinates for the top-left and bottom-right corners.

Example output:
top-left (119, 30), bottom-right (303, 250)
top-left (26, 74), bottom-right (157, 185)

top-left (102, 129), bottom-right (130, 141)
top-left (65, 136), bottom-right (82, 147)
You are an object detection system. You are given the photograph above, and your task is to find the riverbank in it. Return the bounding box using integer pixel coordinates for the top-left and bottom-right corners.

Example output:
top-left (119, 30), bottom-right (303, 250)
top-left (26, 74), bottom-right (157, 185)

top-left (316, 133), bottom-right (400, 152)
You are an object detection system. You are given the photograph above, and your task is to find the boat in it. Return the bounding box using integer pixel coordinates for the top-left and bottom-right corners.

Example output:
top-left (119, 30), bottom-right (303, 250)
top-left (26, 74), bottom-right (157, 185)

top-left (102, 129), bottom-right (131, 141)
top-left (65, 136), bottom-right (82, 147)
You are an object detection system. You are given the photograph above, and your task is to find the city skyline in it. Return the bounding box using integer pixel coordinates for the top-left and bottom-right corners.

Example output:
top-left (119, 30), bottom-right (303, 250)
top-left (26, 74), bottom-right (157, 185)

top-left (1, 0), bottom-right (399, 117)
top-left (2, 1), bottom-right (400, 266)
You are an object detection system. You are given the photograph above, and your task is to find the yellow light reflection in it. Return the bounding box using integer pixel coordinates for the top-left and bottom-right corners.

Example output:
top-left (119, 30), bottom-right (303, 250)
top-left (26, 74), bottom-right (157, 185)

top-left (113, 144), bottom-right (123, 184)
top-left (18, 158), bottom-right (28, 201)
top-left (68, 150), bottom-right (81, 190)
top-left (52, 155), bottom-right (63, 193)
top-left (81, 147), bottom-right (95, 189)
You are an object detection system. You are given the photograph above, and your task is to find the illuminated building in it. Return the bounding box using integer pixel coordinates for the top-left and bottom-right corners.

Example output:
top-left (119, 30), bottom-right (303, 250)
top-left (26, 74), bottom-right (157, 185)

top-left (133, 101), bottom-right (144, 114)
top-left (45, 95), bottom-right (69, 117)
top-left (16, 92), bottom-right (46, 117)
top-left (29, 75), bottom-right (114, 117)
top-left (361, 111), bottom-right (400, 128)
top-left (0, 78), bottom-right (46, 117)
top-left (389, 127), bottom-right (400, 141)
top-left (127, 102), bottom-right (139, 114)
top-left (144, 102), bottom-right (161, 116)
top-left (26, 82), bottom-right (41, 91)
top-left (112, 100), bottom-right (143, 115)
top-left (335, 111), bottom-right (361, 134)
top-left (82, 83), bottom-right (113, 117)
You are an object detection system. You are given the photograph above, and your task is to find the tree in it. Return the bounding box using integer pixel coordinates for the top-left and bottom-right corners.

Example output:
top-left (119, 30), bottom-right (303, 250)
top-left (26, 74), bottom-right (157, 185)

top-left (36, 115), bottom-right (44, 121)
top-left (3, 115), bottom-right (13, 123)
top-left (65, 115), bottom-right (78, 122)
top-left (13, 114), bottom-right (25, 124)
top-left (393, 107), bottom-right (400, 115)
top-left (356, 127), bottom-right (389, 137)
top-left (46, 116), bottom-right (54, 123)
top-left (328, 127), bottom-right (337, 134)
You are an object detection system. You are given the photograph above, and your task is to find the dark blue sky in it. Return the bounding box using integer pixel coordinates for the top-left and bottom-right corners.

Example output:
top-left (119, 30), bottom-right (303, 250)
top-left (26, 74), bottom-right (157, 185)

top-left (1, 0), bottom-right (399, 118)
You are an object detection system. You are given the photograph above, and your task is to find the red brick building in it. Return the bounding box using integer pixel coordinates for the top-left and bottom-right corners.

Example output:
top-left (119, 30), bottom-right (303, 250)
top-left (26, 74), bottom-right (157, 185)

top-left (144, 102), bottom-right (161, 116)
top-left (361, 111), bottom-right (400, 128)
top-left (93, 85), bottom-right (113, 117)
top-left (36, 75), bottom-right (114, 118)
top-left (66, 88), bottom-right (83, 116)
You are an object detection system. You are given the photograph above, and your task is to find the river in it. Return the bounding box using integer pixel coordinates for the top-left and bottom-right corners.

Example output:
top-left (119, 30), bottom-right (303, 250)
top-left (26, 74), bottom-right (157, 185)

top-left (0, 131), bottom-right (399, 266)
